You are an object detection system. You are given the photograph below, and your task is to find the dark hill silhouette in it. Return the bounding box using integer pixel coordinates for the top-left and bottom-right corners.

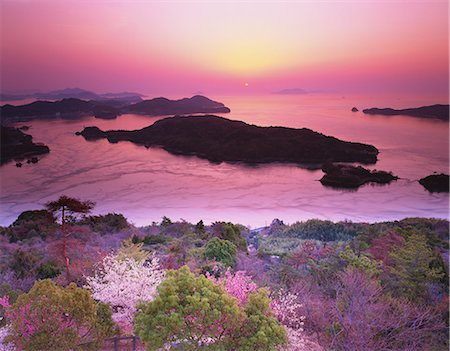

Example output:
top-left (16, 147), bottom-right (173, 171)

top-left (1, 98), bottom-right (117, 120)
top-left (362, 104), bottom-right (449, 121)
top-left (77, 115), bottom-right (378, 165)
top-left (124, 95), bottom-right (230, 115)
top-left (1, 96), bottom-right (230, 121)
top-left (1, 88), bottom-right (145, 102)
top-left (1, 126), bottom-right (50, 165)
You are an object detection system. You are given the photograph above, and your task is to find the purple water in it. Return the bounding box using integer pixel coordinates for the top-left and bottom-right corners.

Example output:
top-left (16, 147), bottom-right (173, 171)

top-left (0, 93), bottom-right (448, 227)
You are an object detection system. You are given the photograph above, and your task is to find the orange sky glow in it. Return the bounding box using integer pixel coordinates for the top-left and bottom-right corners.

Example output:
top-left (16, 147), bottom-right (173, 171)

top-left (1, 0), bottom-right (448, 97)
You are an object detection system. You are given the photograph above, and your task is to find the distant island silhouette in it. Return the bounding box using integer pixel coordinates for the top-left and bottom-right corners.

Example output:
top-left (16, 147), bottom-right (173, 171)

top-left (273, 88), bottom-right (309, 95)
top-left (1, 95), bottom-right (230, 122)
top-left (0, 88), bottom-right (144, 103)
top-left (362, 104), bottom-right (449, 121)
top-left (77, 115), bottom-right (379, 165)
top-left (1, 126), bottom-right (49, 165)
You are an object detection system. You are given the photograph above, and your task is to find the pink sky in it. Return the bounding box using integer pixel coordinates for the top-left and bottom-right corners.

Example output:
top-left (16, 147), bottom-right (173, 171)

top-left (1, 0), bottom-right (448, 96)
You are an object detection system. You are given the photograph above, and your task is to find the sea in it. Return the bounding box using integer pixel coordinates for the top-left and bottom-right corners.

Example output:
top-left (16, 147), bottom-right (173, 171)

top-left (0, 93), bottom-right (448, 228)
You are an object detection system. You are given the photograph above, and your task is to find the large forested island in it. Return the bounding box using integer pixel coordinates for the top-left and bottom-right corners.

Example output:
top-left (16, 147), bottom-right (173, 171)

top-left (362, 104), bottom-right (449, 121)
top-left (77, 115), bottom-right (379, 164)
top-left (0, 95), bottom-right (230, 121)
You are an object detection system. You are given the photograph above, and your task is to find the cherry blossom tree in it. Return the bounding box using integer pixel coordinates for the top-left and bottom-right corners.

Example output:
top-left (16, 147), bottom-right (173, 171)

top-left (272, 289), bottom-right (306, 351)
top-left (207, 269), bottom-right (258, 306)
top-left (85, 247), bottom-right (165, 334)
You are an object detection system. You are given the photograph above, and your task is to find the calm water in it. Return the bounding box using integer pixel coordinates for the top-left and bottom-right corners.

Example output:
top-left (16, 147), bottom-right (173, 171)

top-left (0, 93), bottom-right (448, 227)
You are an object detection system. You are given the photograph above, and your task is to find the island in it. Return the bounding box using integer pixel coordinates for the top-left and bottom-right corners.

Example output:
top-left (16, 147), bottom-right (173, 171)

top-left (1, 126), bottom-right (50, 165)
top-left (1, 88), bottom-right (144, 103)
top-left (419, 174), bottom-right (449, 193)
top-left (76, 115), bottom-right (379, 165)
top-left (123, 95), bottom-right (230, 115)
top-left (273, 88), bottom-right (309, 95)
top-left (362, 104), bottom-right (449, 121)
top-left (319, 163), bottom-right (398, 189)
top-left (1, 95), bottom-right (230, 122)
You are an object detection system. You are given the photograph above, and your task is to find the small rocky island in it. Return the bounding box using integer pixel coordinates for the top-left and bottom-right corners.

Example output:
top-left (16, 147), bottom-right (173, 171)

top-left (77, 115), bottom-right (379, 165)
top-left (320, 163), bottom-right (398, 189)
top-left (1, 95), bottom-right (230, 122)
top-left (419, 174), bottom-right (449, 192)
top-left (362, 104), bottom-right (449, 121)
top-left (1, 126), bottom-right (50, 165)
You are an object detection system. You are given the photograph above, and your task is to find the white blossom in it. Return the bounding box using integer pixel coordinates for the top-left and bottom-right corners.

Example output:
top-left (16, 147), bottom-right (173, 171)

top-left (85, 253), bottom-right (165, 334)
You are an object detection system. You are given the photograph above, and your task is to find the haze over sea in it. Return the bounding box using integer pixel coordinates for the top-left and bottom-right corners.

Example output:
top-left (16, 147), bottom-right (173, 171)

top-left (0, 92), bottom-right (448, 227)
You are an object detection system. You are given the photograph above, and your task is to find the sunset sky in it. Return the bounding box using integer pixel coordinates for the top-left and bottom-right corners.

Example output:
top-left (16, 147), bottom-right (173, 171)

top-left (1, 0), bottom-right (448, 96)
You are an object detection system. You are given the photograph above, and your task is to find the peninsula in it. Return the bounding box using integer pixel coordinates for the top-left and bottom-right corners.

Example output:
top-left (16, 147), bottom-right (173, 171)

top-left (1, 126), bottom-right (50, 165)
top-left (77, 115), bottom-right (379, 164)
top-left (0, 95), bottom-right (230, 122)
top-left (362, 104), bottom-right (449, 121)
top-left (319, 163), bottom-right (399, 189)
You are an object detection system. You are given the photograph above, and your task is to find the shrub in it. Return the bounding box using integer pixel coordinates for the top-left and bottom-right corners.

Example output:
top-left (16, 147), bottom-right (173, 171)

top-left (143, 234), bottom-right (169, 245)
top-left (203, 237), bottom-right (237, 267)
top-left (135, 266), bottom-right (286, 351)
top-left (8, 210), bottom-right (56, 242)
top-left (80, 213), bottom-right (129, 234)
top-left (1, 280), bottom-right (114, 350)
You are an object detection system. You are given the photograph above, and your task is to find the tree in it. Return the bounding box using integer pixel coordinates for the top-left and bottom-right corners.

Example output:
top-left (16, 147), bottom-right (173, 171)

top-left (46, 195), bottom-right (94, 283)
top-left (195, 220), bottom-right (206, 237)
top-left (213, 222), bottom-right (247, 250)
top-left (85, 244), bottom-right (165, 334)
top-left (202, 237), bottom-right (237, 267)
top-left (0, 279), bottom-right (114, 350)
top-left (271, 289), bottom-right (305, 351)
top-left (322, 268), bottom-right (446, 351)
top-left (135, 266), bottom-right (240, 350)
top-left (339, 246), bottom-right (382, 277)
top-left (389, 232), bottom-right (445, 302)
top-left (135, 266), bottom-right (286, 351)
top-left (207, 269), bottom-right (258, 306)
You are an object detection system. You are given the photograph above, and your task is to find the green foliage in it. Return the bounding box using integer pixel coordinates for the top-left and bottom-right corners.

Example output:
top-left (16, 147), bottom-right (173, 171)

top-left (8, 209), bottom-right (57, 242)
top-left (80, 213), bottom-right (129, 234)
top-left (143, 234), bottom-right (170, 245)
top-left (7, 280), bottom-right (114, 350)
top-left (134, 266), bottom-right (286, 351)
top-left (339, 246), bottom-right (382, 277)
top-left (195, 220), bottom-right (206, 236)
top-left (389, 233), bottom-right (445, 303)
top-left (37, 261), bottom-right (61, 279)
top-left (160, 216), bottom-right (173, 227)
top-left (46, 195), bottom-right (95, 224)
top-left (117, 239), bottom-right (150, 262)
top-left (94, 302), bottom-right (118, 339)
top-left (233, 288), bottom-right (286, 351)
top-left (258, 237), bottom-right (304, 256)
top-left (283, 219), bottom-right (358, 242)
top-left (9, 249), bottom-right (39, 279)
top-left (216, 222), bottom-right (247, 251)
top-left (134, 266), bottom-right (240, 350)
top-left (203, 237), bottom-right (237, 267)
